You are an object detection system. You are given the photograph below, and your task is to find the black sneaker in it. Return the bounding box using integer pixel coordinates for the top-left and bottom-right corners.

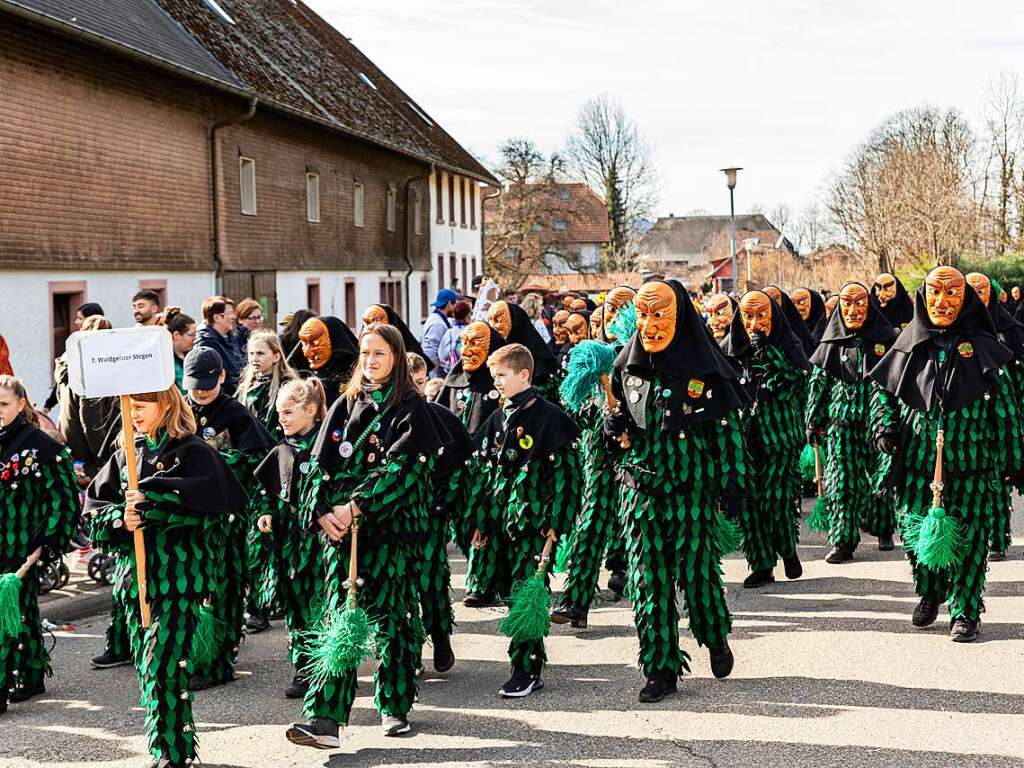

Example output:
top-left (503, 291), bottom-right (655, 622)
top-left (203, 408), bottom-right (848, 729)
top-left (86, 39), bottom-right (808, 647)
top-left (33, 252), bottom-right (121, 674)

top-left (825, 544), bottom-right (854, 564)
top-left (91, 651), bottom-right (131, 669)
top-left (878, 533), bottom-right (895, 552)
top-left (462, 592), bottom-right (498, 608)
top-left (989, 547), bottom-right (1006, 562)
top-left (432, 633), bottom-right (455, 673)
top-left (607, 571), bottom-right (627, 598)
top-left (9, 681), bottom-right (44, 703)
top-left (950, 617), bottom-right (980, 643)
top-left (284, 676), bottom-right (309, 699)
top-left (783, 555), bottom-right (803, 579)
top-left (638, 675), bottom-right (677, 703)
top-left (381, 714), bottom-right (412, 736)
top-left (246, 615), bottom-right (271, 633)
top-left (912, 595), bottom-right (940, 628)
top-left (286, 717), bottom-right (340, 749)
top-left (742, 570), bottom-right (775, 588)
top-left (498, 669), bottom-right (542, 698)
top-left (709, 643), bottom-right (734, 679)
top-left (550, 604), bottom-right (588, 629)
top-left (0, 697), bottom-right (7, 715)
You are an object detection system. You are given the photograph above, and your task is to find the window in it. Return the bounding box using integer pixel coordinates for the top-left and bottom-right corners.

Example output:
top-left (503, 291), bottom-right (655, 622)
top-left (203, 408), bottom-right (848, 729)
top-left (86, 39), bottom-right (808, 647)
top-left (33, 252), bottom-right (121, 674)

top-left (447, 174), bottom-right (455, 225)
top-left (306, 173), bottom-right (320, 223)
top-left (554, 220), bottom-right (568, 231)
top-left (560, 188), bottom-right (571, 201)
top-left (437, 254), bottom-right (445, 287)
top-left (239, 157), bottom-right (257, 215)
top-left (435, 173), bottom-right (444, 223)
top-left (353, 181), bottom-right (365, 227)
top-left (461, 256), bottom-right (468, 292)
top-left (306, 279), bottom-right (321, 314)
top-left (386, 184), bottom-right (396, 232)
top-left (413, 189), bottom-right (422, 235)
top-left (406, 101), bottom-right (434, 127)
top-left (344, 280), bottom-right (356, 327)
top-left (449, 253), bottom-right (457, 289)
top-left (420, 279), bottom-right (429, 322)
top-left (459, 177), bottom-right (466, 227)
top-left (471, 256), bottom-right (478, 281)
top-left (469, 184), bottom-right (477, 228)
top-left (379, 279), bottom-right (403, 315)
top-left (357, 71), bottom-right (377, 90)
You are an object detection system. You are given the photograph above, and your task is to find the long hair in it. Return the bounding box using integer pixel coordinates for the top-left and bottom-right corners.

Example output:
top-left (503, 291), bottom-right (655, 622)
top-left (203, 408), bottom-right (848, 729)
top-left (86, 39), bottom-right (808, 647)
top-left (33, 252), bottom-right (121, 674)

top-left (163, 307), bottom-right (195, 335)
top-left (0, 374), bottom-right (40, 427)
top-left (343, 323), bottom-right (412, 407)
top-left (81, 315), bottom-right (112, 331)
top-left (276, 376), bottom-right (327, 423)
top-left (235, 329), bottom-right (297, 421)
top-left (123, 386), bottom-right (196, 443)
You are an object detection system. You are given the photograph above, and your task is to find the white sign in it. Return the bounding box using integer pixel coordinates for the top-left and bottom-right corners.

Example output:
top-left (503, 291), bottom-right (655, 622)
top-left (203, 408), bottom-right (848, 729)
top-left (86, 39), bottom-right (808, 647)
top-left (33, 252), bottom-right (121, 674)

top-left (65, 327), bottom-right (175, 398)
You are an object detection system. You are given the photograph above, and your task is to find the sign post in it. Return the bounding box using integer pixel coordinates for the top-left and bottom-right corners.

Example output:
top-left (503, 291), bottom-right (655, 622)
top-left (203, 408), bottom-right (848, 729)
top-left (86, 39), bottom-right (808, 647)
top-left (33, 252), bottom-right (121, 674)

top-left (66, 326), bottom-right (175, 628)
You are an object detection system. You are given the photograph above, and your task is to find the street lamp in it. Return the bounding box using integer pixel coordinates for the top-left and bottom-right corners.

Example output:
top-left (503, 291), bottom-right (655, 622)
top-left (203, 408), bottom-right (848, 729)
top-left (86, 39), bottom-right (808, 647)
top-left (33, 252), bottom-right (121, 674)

top-left (720, 167), bottom-right (742, 294)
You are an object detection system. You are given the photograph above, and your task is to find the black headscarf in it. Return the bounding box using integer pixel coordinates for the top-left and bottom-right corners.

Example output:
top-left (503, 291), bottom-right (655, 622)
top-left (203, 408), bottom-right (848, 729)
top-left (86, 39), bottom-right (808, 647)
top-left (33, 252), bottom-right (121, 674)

top-left (766, 286), bottom-right (816, 356)
top-left (303, 317), bottom-right (358, 405)
top-left (809, 283), bottom-right (897, 382)
top-left (434, 326), bottom-right (507, 436)
top-left (801, 289), bottom-right (828, 343)
top-left (498, 303), bottom-right (557, 380)
top-left (871, 274), bottom-right (914, 327)
top-left (869, 276), bottom-right (1012, 412)
top-left (987, 284), bottom-right (1024, 360)
top-left (720, 293), bottom-right (810, 373)
top-left (369, 304), bottom-right (432, 372)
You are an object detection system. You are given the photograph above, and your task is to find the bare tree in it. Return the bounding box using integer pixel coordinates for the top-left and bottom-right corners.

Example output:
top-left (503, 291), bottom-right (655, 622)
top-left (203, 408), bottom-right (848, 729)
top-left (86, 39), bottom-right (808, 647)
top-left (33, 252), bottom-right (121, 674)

top-left (565, 94), bottom-right (659, 270)
top-left (793, 203), bottom-right (829, 255)
top-left (983, 71), bottom-right (1022, 252)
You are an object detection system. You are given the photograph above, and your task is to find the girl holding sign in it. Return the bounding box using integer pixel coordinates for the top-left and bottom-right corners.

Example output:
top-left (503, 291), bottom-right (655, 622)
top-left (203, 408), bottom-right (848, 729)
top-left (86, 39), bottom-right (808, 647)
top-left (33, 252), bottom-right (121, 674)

top-left (85, 386), bottom-right (247, 767)
top-left (0, 375), bottom-right (79, 715)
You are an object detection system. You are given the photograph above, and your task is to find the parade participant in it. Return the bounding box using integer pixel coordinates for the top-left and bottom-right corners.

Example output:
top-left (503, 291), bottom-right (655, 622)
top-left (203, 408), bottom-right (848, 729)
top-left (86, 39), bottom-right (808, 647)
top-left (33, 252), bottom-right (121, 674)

top-left (164, 308), bottom-right (197, 393)
top-left (194, 296), bottom-right (242, 395)
top-left (589, 305), bottom-right (605, 342)
top-left (183, 347), bottom-right (275, 680)
top-left (468, 343), bottom-right (581, 698)
top-left (964, 273), bottom-right (1024, 562)
top-left (705, 293), bottom-right (736, 341)
top-left (806, 283), bottom-right (898, 562)
top-left (871, 272), bottom-right (914, 328)
top-left (791, 287), bottom-right (829, 344)
top-left (85, 386), bottom-right (247, 766)
top-left (550, 309), bottom-right (570, 354)
top-left (286, 323), bottom-right (444, 747)
top-left (281, 309), bottom-right (317, 368)
top-left (409, 353), bottom-right (472, 673)
top-left (764, 285), bottom-right (817, 356)
top-left (0, 376), bottom-right (79, 714)
top-left (487, 300), bottom-right (558, 393)
top-left (825, 294), bottom-right (839, 318)
top-left (557, 311), bottom-right (591, 374)
top-left (1009, 285), bottom-right (1022, 317)
top-left (235, 329), bottom-right (298, 436)
top-left (362, 303), bottom-right (431, 371)
top-left (870, 267), bottom-right (1021, 641)
top-left (252, 377), bottom-right (328, 699)
top-left (722, 290), bottom-right (809, 588)
top-left (298, 316), bottom-right (358, 407)
top-left (604, 281), bottom-right (745, 702)
top-left (433, 321), bottom-right (509, 607)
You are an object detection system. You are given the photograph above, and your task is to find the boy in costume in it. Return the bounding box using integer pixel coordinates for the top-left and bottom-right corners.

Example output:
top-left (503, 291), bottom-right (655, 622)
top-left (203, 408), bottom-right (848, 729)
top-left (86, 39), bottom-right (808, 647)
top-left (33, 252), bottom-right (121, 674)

top-left (871, 267), bottom-right (1022, 641)
top-left (805, 283), bottom-right (898, 562)
top-left (604, 281), bottom-right (745, 702)
top-left (470, 343), bottom-right (581, 698)
top-left (487, 300), bottom-right (559, 397)
top-left (721, 290), bottom-right (808, 588)
top-left (0, 376), bottom-right (79, 714)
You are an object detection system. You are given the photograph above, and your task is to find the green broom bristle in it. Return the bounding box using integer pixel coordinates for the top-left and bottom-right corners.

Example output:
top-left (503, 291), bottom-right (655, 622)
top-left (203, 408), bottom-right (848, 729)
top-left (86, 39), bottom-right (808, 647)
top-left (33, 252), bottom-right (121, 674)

top-left (799, 443), bottom-right (817, 484)
top-left (714, 514), bottom-right (744, 555)
top-left (301, 605), bottom-right (376, 687)
top-left (606, 303), bottom-right (637, 341)
top-left (191, 604), bottom-right (224, 669)
top-left (499, 575), bottom-right (551, 642)
top-left (913, 506), bottom-right (965, 569)
top-left (0, 573), bottom-right (23, 641)
top-left (807, 496), bottom-right (830, 532)
top-left (553, 539), bottom-right (572, 574)
top-left (559, 340), bottom-right (618, 414)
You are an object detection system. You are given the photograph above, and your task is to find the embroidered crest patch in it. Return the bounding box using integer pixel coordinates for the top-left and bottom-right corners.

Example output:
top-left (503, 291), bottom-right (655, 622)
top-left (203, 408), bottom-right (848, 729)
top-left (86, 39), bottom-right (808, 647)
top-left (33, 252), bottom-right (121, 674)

top-left (687, 378), bottom-right (705, 398)
top-left (957, 342), bottom-right (974, 359)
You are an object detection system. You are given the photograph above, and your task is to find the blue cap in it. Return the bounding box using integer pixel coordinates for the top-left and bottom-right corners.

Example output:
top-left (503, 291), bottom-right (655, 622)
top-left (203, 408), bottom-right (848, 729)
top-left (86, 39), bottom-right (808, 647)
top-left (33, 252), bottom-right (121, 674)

top-left (434, 288), bottom-right (458, 308)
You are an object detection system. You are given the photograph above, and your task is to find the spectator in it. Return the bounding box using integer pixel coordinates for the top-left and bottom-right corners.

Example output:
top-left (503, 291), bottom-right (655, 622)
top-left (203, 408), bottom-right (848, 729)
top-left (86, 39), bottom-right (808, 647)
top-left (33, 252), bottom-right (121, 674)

top-left (132, 290), bottom-right (162, 326)
top-left (420, 288), bottom-right (458, 376)
top-left (520, 293), bottom-right (551, 344)
top-left (233, 298), bottom-right (263, 369)
top-left (0, 333), bottom-right (11, 376)
top-left (164, 308), bottom-right (197, 393)
top-left (436, 300), bottom-right (472, 376)
top-left (75, 302), bottom-right (105, 330)
top-left (194, 295), bottom-right (241, 395)
top-left (472, 279), bottom-right (499, 323)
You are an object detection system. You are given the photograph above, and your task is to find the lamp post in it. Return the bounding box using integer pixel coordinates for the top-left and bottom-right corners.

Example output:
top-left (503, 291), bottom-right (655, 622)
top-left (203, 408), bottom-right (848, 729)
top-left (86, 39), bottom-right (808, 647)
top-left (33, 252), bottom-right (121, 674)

top-left (720, 167), bottom-right (742, 294)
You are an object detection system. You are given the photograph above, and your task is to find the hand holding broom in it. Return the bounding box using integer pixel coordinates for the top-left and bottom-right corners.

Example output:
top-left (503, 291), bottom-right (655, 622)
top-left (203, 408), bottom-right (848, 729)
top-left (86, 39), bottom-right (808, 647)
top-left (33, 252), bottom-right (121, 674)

top-left (0, 546), bottom-right (44, 641)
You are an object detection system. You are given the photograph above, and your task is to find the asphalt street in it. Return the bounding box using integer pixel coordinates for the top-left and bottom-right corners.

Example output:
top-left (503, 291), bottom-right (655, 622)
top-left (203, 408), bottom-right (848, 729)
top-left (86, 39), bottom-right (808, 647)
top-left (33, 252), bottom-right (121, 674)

top-left (3, 504), bottom-right (1024, 768)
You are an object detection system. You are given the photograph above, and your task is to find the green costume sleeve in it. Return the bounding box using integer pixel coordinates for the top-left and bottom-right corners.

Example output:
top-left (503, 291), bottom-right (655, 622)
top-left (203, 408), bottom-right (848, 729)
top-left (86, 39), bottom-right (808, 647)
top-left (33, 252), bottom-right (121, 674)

top-left (713, 409), bottom-right (747, 498)
top-left (86, 502), bottom-right (131, 552)
top-left (870, 386), bottom-right (899, 440)
top-left (995, 367), bottom-right (1024, 477)
top-left (546, 442), bottom-right (581, 536)
top-left (805, 366), bottom-right (830, 431)
top-left (350, 454), bottom-right (433, 541)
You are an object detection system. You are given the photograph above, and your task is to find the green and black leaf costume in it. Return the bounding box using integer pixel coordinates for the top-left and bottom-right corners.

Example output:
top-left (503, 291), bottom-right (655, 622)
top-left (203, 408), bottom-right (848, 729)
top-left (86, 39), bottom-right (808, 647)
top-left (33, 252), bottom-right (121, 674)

top-left (85, 432), bottom-right (247, 765)
top-left (301, 386), bottom-right (443, 725)
top-left (870, 282), bottom-right (1023, 623)
top-left (608, 281), bottom-right (747, 682)
top-left (806, 286), bottom-right (898, 548)
top-left (0, 416), bottom-right (79, 712)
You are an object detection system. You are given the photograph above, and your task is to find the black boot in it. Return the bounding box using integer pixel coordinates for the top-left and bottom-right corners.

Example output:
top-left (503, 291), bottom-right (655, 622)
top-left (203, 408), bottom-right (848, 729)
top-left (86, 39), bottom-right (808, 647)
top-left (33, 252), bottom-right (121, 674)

top-left (462, 592), bottom-right (498, 608)
top-left (9, 680), bottom-right (44, 703)
top-left (743, 569), bottom-right (775, 588)
top-left (878, 533), bottom-right (895, 552)
top-left (989, 546), bottom-right (1006, 562)
top-left (607, 571), bottom-right (627, 598)
top-left (912, 594), bottom-right (940, 627)
top-left (91, 650), bottom-right (131, 669)
top-left (286, 717), bottom-right (340, 749)
top-left (638, 672), bottom-right (677, 703)
top-left (709, 642), bottom-right (734, 679)
top-left (783, 555), bottom-right (803, 579)
top-left (950, 616), bottom-right (980, 643)
top-left (285, 675), bottom-right (309, 699)
top-left (246, 614), bottom-right (271, 633)
top-left (825, 543), bottom-right (854, 564)
top-left (432, 633), bottom-right (455, 673)
top-left (551, 604), bottom-right (589, 629)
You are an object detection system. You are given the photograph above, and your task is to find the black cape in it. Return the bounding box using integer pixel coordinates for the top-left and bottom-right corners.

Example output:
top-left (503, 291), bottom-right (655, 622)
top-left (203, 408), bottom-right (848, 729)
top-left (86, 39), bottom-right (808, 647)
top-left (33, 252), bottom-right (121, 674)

top-left (474, 388), bottom-right (579, 473)
top-left (190, 393), bottom-right (276, 455)
top-left (989, 292), bottom-right (1024, 360)
top-left (0, 414), bottom-right (64, 467)
top-left (809, 284), bottom-right (897, 381)
top-left (499, 303), bottom-right (557, 381)
top-left (802, 289), bottom-right (829, 343)
top-left (872, 275), bottom-right (914, 327)
top-left (426, 401), bottom-right (473, 479)
top-left (869, 279), bottom-right (1012, 412)
top-left (767, 286), bottom-right (816, 356)
top-left (720, 295), bottom-right (811, 374)
top-left (253, 426), bottom-right (318, 506)
top-left (434, 325), bottom-right (506, 436)
top-left (370, 304), bottom-right (432, 372)
top-left (308, 317), bottom-right (359, 406)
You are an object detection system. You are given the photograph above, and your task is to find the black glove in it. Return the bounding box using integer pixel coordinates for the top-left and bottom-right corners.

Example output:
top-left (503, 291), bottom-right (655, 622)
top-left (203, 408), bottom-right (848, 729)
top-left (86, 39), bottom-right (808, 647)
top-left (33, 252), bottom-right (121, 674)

top-left (749, 332), bottom-right (767, 351)
top-left (806, 427), bottom-right (821, 446)
top-left (603, 412), bottom-right (628, 440)
top-left (876, 433), bottom-right (898, 455)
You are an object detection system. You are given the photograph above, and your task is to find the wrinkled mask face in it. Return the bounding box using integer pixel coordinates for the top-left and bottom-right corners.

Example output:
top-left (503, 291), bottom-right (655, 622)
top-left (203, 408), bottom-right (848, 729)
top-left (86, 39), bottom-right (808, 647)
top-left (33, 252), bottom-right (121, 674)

top-left (763, 285), bottom-right (783, 304)
top-left (488, 301), bottom-right (512, 339)
top-left (634, 282), bottom-right (677, 353)
top-left (791, 288), bottom-right (812, 320)
top-left (925, 267), bottom-right (966, 327)
top-left (1014, 287), bottom-right (1021, 301)
top-left (603, 287), bottom-right (636, 339)
top-left (552, 310), bottom-right (570, 344)
top-left (590, 306), bottom-right (605, 339)
top-left (460, 321), bottom-right (491, 372)
top-left (965, 273), bottom-right (991, 307)
top-left (839, 284), bottom-right (869, 330)
top-left (1001, 290), bottom-right (1010, 303)
top-left (569, 298), bottom-right (588, 312)
top-left (740, 291), bottom-right (773, 338)
top-left (565, 313), bottom-right (590, 345)
top-left (362, 305), bottom-right (389, 327)
top-left (825, 295), bottom-right (839, 317)
top-left (874, 273), bottom-right (897, 307)
top-left (705, 293), bottom-right (734, 340)
top-left (299, 318), bottom-right (332, 370)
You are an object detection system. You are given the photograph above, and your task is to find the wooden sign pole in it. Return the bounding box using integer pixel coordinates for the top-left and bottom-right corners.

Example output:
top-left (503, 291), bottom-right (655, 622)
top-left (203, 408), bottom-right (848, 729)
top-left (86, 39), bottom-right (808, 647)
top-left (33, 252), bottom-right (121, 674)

top-left (119, 394), bottom-right (151, 628)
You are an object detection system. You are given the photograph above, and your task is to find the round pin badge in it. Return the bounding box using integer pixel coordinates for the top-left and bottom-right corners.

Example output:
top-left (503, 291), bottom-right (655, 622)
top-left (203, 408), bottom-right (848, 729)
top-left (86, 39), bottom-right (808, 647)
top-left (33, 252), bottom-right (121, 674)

top-left (202, 427), bottom-right (216, 440)
top-left (331, 429), bottom-right (343, 443)
top-left (488, 390), bottom-right (499, 400)
top-left (338, 441), bottom-right (354, 458)
top-left (299, 461), bottom-right (310, 474)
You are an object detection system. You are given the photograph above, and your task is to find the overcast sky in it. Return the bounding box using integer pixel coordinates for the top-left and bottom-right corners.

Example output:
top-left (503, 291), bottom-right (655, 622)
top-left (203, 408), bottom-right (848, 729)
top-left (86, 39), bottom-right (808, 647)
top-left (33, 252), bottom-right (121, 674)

top-left (308, 0), bottom-right (1024, 223)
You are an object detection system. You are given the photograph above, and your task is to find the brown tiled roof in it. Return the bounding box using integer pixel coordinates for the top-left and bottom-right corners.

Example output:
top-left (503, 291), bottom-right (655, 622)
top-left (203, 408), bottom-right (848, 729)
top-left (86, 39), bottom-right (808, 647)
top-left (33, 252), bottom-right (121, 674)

top-left (638, 213), bottom-right (781, 267)
top-left (483, 181), bottom-right (610, 245)
top-left (518, 271), bottom-right (646, 293)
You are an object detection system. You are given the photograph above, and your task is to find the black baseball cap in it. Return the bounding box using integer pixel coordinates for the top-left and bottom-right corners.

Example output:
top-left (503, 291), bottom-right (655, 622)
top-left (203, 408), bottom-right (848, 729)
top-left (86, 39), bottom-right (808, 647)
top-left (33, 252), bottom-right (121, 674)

top-left (182, 347), bottom-right (224, 390)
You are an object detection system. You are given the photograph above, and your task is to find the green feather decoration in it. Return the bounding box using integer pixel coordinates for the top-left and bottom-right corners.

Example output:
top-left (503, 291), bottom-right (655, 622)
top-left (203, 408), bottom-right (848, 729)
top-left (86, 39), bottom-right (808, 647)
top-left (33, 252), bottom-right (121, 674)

top-left (191, 604), bottom-right (224, 669)
top-left (991, 278), bottom-right (1003, 301)
top-left (553, 538), bottom-right (572, 575)
top-left (713, 514), bottom-right (744, 555)
top-left (0, 573), bottom-right (23, 641)
top-left (302, 605), bottom-right (376, 687)
top-left (499, 575), bottom-right (551, 642)
top-left (559, 340), bottom-right (618, 414)
top-left (799, 443), bottom-right (816, 484)
top-left (911, 506), bottom-right (965, 569)
top-left (606, 302), bottom-right (637, 341)
top-left (806, 496), bottom-right (830, 532)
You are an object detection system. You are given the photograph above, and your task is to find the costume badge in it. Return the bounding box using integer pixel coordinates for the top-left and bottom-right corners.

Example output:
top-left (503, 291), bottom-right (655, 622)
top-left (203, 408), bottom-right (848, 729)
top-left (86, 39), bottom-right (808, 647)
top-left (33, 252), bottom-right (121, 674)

top-left (505, 448), bottom-right (518, 461)
top-left (957, 342), bottom-right (974, 359)
top-left (518, 435), bottom-right (534, 450)
top-left (874, 344), bottom-right (886, 356)
top-left (338, 441), bottom-right (354, 458)
top-left (687, 378), bottom-right (705, 398)
top-left (331, 429), bottom-right (342, 443)
top-left (202, 427), bottom-right (216, 441)
top-left (488, 389), bottom-right (499, 400)
top-left (299, 461), bottom-right (310, 474)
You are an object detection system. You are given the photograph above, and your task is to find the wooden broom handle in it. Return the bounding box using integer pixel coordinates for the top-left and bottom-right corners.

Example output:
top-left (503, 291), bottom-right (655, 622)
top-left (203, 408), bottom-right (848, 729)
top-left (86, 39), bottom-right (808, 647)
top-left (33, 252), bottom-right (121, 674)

top-left (15, 547), bottom-right (44, 580)
top-left (536, 535), bottom-right (555, 576)
top-left (346, 517), bottom-right (360, 607)
top-left (932, 428), bottom-right (945, 508)
top-left (120, 395), bottom-right (151, 629)
top-left (600, 374), bottom-right (631, 449)
top-left (814, 444), bottom-right (824, 496)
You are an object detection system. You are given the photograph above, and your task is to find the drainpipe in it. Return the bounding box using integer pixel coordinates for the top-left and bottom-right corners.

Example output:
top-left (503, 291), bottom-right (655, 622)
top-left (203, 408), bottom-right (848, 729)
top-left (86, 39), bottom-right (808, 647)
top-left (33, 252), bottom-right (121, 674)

top-left (480, 183), bottom-right (503, 278)
top-left (403, 164), bottom-right (434, 324)
top-left (208, 97), bottom-right (258, 292)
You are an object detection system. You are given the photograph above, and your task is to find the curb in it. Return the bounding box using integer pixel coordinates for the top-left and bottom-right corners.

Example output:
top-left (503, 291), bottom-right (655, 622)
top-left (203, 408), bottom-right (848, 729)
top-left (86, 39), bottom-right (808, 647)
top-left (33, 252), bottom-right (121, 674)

top-left (40, 587), bottom-right (111, 624)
